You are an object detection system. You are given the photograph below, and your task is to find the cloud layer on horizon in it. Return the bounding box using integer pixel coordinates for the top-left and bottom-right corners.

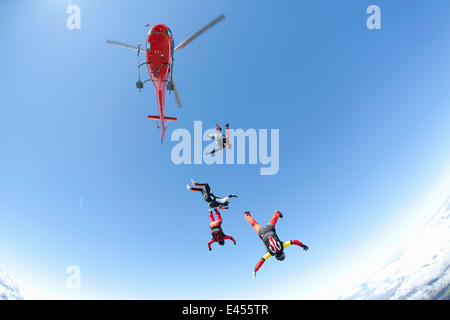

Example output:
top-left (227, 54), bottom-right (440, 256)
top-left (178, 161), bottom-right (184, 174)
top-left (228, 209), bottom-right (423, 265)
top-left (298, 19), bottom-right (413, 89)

top-left (337, 197), bottom-right (450, 300)
top-left (0, 268), bottom-right (44, 300)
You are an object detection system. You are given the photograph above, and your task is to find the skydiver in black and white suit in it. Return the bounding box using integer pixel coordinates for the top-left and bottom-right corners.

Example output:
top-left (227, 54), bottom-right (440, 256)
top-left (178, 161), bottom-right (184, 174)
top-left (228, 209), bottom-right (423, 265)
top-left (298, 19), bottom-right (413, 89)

top-left (187, 180), bottom-right (237, 210)
top-left (205, 123), bottom-right (232, 156)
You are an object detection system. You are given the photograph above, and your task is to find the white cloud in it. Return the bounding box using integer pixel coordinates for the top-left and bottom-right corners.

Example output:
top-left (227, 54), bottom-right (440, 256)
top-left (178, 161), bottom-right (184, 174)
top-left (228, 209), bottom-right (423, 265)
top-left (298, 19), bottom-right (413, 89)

top-left (336, 196), bottom-right (450, 300)
top-left (0, 268), bottom-right (45, 300)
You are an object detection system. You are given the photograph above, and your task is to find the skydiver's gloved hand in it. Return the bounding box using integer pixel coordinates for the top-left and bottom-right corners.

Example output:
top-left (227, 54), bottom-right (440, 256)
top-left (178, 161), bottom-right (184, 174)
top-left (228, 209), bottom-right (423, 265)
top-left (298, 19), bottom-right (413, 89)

top-left (251, 271), bottom-right (257, 280)
top-left (228, 195), bottom-right (237, 198)
top-left (301, 244), bottom-right (309, 251)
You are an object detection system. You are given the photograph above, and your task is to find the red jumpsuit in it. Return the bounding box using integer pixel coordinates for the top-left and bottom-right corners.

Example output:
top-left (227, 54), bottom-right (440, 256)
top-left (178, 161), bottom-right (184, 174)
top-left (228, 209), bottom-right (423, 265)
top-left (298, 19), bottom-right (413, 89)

top-left (208, 209), bottom-right (236, 250)
top-left (245, 210), bottom-right (307, 272)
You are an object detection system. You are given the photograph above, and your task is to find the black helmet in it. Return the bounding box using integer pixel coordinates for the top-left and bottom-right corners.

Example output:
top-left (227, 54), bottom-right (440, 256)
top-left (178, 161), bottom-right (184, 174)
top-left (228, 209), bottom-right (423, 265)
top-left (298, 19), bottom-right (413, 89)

top-left (275, 252), bottom-right (285, 261)
top-left (219, 240), bottom-right (225, 246)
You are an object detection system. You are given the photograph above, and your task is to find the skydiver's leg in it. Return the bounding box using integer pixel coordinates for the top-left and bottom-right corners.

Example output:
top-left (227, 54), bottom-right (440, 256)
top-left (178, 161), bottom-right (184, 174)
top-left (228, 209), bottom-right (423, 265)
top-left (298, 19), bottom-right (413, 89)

top-left (187, 186), bottom-right (212, 204)
top-left (187, 186), bottom-right (204, 192)
top-left (192, 180), bottom-right (208, 187)
top-left (202, 184), bottom-right (213, 200)
top-left (214, 209), bottom-right (223, 223)
top-left (245, 212), bottom-right (262, 234)
top-left (268, 210), bottom-right (282, 227)
top-left (209, 210), bottom-right (222, 230)
top-left (188, 183), bottom-right (211, 197)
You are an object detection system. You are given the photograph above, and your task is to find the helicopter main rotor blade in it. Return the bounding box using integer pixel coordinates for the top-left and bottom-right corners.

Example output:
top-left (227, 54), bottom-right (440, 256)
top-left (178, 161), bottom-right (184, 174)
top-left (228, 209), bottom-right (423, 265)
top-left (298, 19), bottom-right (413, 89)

top-left (172, 79), bottom-right (182, 108)
top-left (174, 13), bottom-right (226, 52)
top-left (106, 40), bottom-right (141, 51)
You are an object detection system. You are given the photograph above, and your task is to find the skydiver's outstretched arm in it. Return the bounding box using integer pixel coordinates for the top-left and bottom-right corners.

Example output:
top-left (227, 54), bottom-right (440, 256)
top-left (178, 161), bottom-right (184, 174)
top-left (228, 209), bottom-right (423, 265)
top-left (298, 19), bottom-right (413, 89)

top-left (215, 194), bottom-right (237, 204)
top-left (252, 252), bottom-right (271, 279)
top-left (208, 240), bottom-right (215, 251)
top-left (283, 240), bottom-right (309, 251)
top-left (208, 236), bottom-right (235, 251)
top-left (223, 235), bottom-right (236, 245)
top-left (214, 196), bottom-right (230, 204)
top-left (252, 242), bottom-right (309, 279)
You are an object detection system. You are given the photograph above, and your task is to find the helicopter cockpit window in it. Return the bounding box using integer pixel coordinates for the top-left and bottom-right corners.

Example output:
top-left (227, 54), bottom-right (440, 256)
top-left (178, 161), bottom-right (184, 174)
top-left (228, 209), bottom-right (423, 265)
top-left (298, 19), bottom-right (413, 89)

top-left (145, 42), bottom-right (151, 51)
top-left (166, 27), bottom-right (172, 36)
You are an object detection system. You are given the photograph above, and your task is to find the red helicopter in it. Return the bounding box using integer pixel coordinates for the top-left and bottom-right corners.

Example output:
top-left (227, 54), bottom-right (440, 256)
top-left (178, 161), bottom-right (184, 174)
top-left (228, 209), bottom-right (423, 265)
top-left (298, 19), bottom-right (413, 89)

top-left (107, 14), bottom-right (226, 143)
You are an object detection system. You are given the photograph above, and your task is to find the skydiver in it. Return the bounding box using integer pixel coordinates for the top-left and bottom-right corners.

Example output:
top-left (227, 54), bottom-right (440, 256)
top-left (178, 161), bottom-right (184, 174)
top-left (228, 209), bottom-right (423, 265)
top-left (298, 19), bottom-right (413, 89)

top-left (186, 180), bottom-right (237, 209)
top-left (244, 210), bottom-right (309, 279)
top-left (205, 123), bottom-right (232, 156)
top-left (208, 209), bottom-right (236, 250)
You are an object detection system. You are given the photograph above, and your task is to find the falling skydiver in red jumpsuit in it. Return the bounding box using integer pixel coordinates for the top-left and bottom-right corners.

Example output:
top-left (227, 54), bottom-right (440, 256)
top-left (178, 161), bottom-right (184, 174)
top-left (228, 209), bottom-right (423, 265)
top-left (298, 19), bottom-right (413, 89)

top-left (208, 209), bottom-right (236, 251)
top-left (244, 210), bottom-right (309, 279)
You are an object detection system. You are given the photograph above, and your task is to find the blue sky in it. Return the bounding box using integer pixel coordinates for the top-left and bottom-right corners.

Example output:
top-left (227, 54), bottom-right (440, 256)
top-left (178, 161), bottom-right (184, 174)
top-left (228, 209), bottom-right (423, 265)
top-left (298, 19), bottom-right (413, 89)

top-left (1, 0), bottom-right (450, 299)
